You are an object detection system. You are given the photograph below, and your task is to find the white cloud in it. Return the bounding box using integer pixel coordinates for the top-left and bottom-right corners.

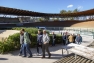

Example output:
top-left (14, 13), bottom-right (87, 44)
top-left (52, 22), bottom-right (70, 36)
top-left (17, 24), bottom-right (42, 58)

top-left (67, 4), bottom-right (73, 8)
top-left (77, 6), bottom-right (83, 10)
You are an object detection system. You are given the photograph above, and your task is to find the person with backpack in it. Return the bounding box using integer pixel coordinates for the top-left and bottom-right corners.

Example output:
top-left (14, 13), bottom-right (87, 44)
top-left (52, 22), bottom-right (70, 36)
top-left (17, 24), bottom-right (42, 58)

top-left (28, 32), bottom-right (32, 42)
top-left (21, 29), bottom-right (32, 58)
top-left (36, 30), bottom-right (42, 55)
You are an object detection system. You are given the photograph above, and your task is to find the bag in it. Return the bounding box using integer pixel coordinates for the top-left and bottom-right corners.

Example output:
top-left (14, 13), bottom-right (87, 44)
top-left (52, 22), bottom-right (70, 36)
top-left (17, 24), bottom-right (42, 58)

top-left (28, 33), bottom-right (32, 42)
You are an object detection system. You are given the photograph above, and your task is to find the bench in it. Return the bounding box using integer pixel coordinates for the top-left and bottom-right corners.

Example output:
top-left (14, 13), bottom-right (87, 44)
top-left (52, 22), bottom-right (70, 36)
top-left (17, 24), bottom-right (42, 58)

top-left (62, 43), bottom-right (94, 61)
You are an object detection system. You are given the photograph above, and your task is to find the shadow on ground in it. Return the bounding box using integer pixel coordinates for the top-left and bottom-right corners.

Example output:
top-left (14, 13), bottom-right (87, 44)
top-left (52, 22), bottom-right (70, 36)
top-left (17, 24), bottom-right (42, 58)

top-left (0, 30), bottom-right (6, 34)
top-left (9, 45), bottom-right (62, 56)
top-left (0, 58), bottom-right (8, 60)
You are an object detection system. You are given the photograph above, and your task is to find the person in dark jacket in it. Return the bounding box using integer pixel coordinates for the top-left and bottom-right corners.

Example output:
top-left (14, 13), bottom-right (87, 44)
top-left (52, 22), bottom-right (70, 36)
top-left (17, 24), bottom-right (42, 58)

top-left (73, 34), bottom-right (76, 43)
top-left (62, 33), bottom-right (66, 45)
top-left (19, 31), bottom-right (24, 56)
top-left (52, 32), bottom-right (56, 46)
top-left (75, 34), bottom-right (82, 45)
top-left (65, 32), bottom-right (69, 45)
top-left (37, 30), bottom-right (42, 55)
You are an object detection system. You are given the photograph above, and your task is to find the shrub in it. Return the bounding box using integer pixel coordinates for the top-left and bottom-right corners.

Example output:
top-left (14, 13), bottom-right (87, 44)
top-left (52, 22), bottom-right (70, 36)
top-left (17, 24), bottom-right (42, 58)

top-left (12, 27), bottom-right (50, 34)
top-left (0, 27), bottom-right (62, 54)
top-left (49, 35), bottom-right (62, 44)
top-left (0, 33), bottom-right (62, 54)
top-left (8, 33), bottom-right (20, 49)
top-left (12, 27), bottom-right (38, 34)
top-left (0, 40), bottom-right (15, 54)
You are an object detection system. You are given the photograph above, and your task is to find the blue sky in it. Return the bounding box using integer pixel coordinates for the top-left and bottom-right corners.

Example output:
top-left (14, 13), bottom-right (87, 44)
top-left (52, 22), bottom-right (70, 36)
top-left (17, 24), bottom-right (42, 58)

top-left (0, 0), bottom-right (94, 13)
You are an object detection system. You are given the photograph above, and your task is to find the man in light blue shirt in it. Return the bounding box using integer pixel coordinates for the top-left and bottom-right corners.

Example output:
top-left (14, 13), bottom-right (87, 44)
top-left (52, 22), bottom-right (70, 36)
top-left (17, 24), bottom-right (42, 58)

top-left (42, 30), bottom-right (51, 58)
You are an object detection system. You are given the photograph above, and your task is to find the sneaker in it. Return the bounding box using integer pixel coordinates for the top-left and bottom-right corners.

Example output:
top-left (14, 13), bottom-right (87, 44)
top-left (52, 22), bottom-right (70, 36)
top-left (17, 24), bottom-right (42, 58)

top-left (18, 54), bottom-right (22, 56)
top-left (22, 55), bottom-right (26, 57)
top-left (27, 56), bottom-right (32, 58)
top-left (41, 56), bottom-right (45, 58)
top-left (48, 54), bottom-right (51, 58)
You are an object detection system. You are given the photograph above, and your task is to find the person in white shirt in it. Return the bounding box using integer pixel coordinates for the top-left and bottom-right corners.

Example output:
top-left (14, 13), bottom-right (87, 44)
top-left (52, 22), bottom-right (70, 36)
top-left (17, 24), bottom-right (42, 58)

top-left (42, 30), bottom-right (51, 58)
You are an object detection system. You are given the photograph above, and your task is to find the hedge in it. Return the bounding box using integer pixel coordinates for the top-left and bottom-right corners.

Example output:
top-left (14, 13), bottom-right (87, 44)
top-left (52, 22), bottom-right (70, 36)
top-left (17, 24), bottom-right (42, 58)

top-left (12, 27), bottom-right (38, 34)
top-left (0, 27), bottom-right (62, 54)
top-left (12, 27), bottom-right (49, 34)
top-left (0, 33), bottom-right (62, 54)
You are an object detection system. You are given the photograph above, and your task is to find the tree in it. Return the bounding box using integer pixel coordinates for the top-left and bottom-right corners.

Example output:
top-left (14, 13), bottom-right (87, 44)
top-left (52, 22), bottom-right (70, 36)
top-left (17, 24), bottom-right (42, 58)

top-left (60, 9), bottom-right (79, 14)
top-left (67, 10), bottom-right (72, 13)
top-left (60, 10), bottom-right (67, 14)
top-left (38, 17), bottom-right (44, 22)
top-left (60, 9), bottom-right (79, 20)
top-left (73, 9), bottom-right (79, 13)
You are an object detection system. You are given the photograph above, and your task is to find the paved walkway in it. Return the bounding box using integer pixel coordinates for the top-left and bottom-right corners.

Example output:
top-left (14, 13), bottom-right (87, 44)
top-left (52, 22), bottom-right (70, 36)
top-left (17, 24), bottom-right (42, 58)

top-left (0, 35), bottom-right (94, 63)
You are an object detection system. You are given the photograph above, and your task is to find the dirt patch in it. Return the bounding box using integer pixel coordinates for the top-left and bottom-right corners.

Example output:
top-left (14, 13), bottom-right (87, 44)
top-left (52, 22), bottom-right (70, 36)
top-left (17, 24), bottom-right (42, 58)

top-left (0, 30), bottom-right (20, 41)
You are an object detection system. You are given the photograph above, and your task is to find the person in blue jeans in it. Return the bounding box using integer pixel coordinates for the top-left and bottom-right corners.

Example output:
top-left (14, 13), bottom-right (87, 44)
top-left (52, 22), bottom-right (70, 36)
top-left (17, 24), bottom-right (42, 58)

top-left (19, 31), bottom-right (24, 56)
top-left (37, 30), bottom-right (42, 55)
top-left (21, 29), bottom-right (32, 58)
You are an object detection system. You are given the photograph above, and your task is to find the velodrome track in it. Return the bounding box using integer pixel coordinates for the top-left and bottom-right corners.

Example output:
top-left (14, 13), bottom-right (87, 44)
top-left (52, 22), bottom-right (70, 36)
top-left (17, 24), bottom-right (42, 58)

top-left (0, 21), bottom-right (94, 28)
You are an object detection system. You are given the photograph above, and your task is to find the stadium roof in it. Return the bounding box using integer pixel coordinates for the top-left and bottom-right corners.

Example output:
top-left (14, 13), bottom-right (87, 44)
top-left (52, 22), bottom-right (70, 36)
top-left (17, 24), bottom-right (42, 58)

top-left (0, 6), bottom-right (94, 17)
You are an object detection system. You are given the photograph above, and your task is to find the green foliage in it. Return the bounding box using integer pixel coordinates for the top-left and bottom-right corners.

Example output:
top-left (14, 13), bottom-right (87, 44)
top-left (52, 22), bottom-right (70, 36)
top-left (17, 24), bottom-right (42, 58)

top-left (12, 27), bottom-right (38, 34)
top-left (8, 33), bottom-right (20, 49)
top-left (73, 9), bottom-right (79, 13)
top-left (38, 17), bottom-right (44, 22)
top-left (60, 8), bottom-right (79, 14)
top-left (0, 27), bottom-right (62, 54)
top-left (0, 40), bottom-right (15, 54)
top-left (49, 35), bottom-right (62, 44)
top-left (0, 33), bottom-right (62, 54)
top-left (60, 10), bottom-right (67, 14)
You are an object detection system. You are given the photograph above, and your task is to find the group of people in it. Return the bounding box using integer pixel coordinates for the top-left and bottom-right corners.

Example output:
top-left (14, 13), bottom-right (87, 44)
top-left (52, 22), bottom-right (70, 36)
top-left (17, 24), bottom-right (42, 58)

top-left (19, 29), bottom-right (82, 58)
top-left (62, 32), bottom-right (82, 45)
top-left (19, 29), bottom-right (51, 58)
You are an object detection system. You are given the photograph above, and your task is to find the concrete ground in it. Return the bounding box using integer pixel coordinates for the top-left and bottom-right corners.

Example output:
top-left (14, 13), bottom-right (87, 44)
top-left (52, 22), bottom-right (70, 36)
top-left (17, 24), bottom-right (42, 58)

top-left (0, 35), bottom-right (94, 63)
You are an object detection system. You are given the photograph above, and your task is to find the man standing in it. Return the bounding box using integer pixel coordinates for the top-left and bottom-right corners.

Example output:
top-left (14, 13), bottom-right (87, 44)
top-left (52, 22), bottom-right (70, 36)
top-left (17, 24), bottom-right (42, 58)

top-left (37, 30), bottom-right (42, 55)
top-left (75, 34), bottom-right (82, 45)
top-left (68, 34), bottom-right (74, 44)
top-left (21, 29), bottom-right (32, 58)
top-left (52, 32), bottom-right (56, 46)
top-left (42, 30), bottom-right (51, 58)
top-left (65, 32), bottom-right (69, 45)
top-left (62, 33), bottom-right (66, 45)
top-left (73, 34), bottom-right (76, 43)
